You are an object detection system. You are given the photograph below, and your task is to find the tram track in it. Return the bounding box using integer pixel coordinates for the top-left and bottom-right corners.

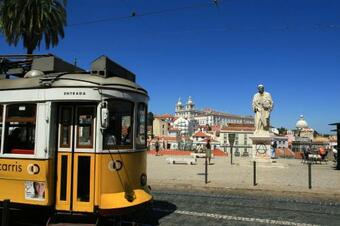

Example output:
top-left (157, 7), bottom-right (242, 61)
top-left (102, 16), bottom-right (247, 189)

top-left (152, 190), bottom-right (340, 216)
top-left (152, 190), bottom-right (340, 207)
top-left (150, 189), bottom-right (340, 225)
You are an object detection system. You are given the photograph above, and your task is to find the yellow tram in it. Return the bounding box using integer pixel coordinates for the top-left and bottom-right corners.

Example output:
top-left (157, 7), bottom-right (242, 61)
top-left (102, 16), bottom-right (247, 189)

top-left (0, 55), bottom-right (152, 220)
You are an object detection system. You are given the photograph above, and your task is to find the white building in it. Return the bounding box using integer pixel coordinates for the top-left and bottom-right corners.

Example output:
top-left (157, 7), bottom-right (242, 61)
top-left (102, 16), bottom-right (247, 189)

top-left (173, 117), bottom-right (198, 136)
top-left (175, 97), bottom-right (254, 126)
top-left (195, 109), bottom-right (254, 126)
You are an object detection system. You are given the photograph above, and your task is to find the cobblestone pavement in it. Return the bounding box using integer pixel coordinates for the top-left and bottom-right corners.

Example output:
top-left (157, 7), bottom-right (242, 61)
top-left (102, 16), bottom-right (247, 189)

top-left (139, 188), bottom-right (340, 226)
top-left (147, 154), bottom-right (340, 198)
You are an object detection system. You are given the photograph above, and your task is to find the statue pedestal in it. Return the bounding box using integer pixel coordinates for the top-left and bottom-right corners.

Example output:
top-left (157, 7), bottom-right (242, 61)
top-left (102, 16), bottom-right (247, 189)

top-left (250, 135), bottom-right (272, 159)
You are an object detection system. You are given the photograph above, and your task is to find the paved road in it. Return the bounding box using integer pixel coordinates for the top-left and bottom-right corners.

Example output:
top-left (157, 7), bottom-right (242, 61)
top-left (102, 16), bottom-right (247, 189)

top-left (6, 188), bottom-right (340, 225)
top-left (129, 188), bottom-right (340, 226)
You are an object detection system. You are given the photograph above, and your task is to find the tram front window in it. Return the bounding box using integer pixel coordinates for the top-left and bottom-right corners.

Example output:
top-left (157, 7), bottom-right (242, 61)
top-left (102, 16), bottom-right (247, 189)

top-left (103, 99), bottom-right (134, 149)
top-left (4, 104), bottom-right (36, 154)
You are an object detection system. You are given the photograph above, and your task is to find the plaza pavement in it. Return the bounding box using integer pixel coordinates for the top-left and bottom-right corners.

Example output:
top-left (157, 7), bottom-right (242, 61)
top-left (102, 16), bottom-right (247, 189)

top-left (147, 151), bottom-right (340, 200)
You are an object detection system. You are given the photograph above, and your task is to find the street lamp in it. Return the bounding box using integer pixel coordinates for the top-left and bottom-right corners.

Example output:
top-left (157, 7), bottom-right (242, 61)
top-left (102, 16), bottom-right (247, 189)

top-left (228, 133), bottom-right (236, 165)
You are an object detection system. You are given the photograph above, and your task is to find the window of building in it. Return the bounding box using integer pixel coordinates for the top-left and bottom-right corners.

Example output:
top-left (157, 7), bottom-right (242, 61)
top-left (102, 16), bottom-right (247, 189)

top-left (136, 103), bottom-right (147, 148)
top-left (3, 104), bottom-right (36, 154)
top-left (103, 99), bottom-right (134, 149)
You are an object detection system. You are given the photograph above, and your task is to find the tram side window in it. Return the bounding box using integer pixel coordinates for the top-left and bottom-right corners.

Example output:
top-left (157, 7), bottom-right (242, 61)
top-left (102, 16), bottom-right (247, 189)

top-left (103, 99), bottom-right (134, 149)
top-left (136, 103), bottom-right (147, 148)
top-left (4, 104), bottom-right (36, 154)
top-left (77, 106), bottom-right (95, 148)
top-left (60, 107), bottom-right (72, 148)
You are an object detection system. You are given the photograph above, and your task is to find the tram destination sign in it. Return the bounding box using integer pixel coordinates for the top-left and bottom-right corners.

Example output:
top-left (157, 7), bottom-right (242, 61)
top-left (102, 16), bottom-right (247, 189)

top-left (64, 91), bottom-right (86, 96)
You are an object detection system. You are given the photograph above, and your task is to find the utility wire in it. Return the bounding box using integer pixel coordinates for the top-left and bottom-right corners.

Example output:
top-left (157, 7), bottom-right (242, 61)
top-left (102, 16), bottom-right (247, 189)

top-left (69, 0), bottom-right (223, 27)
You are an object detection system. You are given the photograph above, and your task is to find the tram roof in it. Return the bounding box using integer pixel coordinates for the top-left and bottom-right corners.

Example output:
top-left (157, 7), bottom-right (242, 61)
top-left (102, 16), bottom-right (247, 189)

top-left (0, 73), bottom-right (148, 95)
top-left (0, 54), bottom-right (148, 96)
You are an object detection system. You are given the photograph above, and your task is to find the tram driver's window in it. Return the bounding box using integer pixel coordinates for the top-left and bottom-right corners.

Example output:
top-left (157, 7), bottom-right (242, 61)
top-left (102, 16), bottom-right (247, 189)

top-left (136, 103), bottom-right (147, 148)
top-left (103, 99), bottom-right (134, 149)
top-left (4, 104), bottom-right (36, 154)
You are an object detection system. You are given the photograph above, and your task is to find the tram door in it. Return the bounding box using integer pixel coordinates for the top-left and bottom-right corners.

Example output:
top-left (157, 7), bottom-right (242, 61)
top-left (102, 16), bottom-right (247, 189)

top-left (55, 104), bottom-right (96, 212)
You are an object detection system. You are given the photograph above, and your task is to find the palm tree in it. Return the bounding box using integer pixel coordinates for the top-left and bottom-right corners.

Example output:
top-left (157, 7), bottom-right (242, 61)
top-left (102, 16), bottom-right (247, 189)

top-left (0, 0), bottom-right (67, 54)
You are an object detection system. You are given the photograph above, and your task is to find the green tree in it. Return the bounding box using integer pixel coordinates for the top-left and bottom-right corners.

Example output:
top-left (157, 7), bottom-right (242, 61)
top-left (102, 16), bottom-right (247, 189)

top-left (0, 0), bottom-right (67, 54)
top-left (278, 127), bottom-right (288, 135)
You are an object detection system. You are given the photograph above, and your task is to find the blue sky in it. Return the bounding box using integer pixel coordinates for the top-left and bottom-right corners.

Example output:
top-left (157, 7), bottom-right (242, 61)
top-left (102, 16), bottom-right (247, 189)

top-left (1, 0), bottom-right (340, 133)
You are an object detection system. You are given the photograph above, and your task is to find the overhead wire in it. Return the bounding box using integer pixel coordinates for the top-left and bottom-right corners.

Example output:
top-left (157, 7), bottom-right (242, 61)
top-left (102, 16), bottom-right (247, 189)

top-left (68, 0), bottom-right (223, 27)
top-left (67, 0), bottom-right (340, 35)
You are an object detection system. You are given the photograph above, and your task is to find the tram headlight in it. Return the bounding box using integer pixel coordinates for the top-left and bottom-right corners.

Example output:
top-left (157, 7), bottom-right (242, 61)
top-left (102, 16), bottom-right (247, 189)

top-left (140, 173), bottom-right (147, 186)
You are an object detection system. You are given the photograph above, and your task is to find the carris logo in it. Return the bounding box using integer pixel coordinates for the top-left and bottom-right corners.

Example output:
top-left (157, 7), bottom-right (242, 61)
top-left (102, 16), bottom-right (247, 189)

top-left (27, 164), bottom-right (40, 175)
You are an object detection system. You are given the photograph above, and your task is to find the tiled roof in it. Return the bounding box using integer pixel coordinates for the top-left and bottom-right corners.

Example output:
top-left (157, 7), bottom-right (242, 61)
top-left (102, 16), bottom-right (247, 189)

top-left (169, 127), bottom-right (179, 131)
top-left (192, 131), bottom-right (210, 137)
top-left (221, 123), bottom-right (255, 132)
top-left (151, 136), bottom-right (178, 141)
top-left (154, 114), bottom-right (176, 119)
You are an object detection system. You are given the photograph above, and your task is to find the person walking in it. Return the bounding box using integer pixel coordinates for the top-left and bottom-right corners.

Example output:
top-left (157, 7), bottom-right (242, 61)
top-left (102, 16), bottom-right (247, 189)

top-left (271, 141), bottom-right (277, 159)
top-left (206, 139), bottom-right (212, 164)
top-left (155, 138), bottom-right (160, 156)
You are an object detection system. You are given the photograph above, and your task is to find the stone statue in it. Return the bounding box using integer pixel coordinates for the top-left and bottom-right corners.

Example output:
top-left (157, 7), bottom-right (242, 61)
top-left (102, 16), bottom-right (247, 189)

top-left (252, 84), bottom-right (273, 136)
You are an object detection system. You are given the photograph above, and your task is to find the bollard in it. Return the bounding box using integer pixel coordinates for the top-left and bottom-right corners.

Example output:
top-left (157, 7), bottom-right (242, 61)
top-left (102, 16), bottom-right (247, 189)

top-left (230, 147), bottom-right (233, 165)
top-left (308, 162), bottom-right (312, 189)
top-left (205, 155), bottom-right (208, 184)
top-left (253, 161), bottom-right (257, 186)
top-left (1, 199), bottom-right (10, 226)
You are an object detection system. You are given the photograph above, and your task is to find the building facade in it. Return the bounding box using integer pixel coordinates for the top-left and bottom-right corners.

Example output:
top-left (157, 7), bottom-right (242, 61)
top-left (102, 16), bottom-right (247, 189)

top-left (219, 124), bottom-right (255, 157)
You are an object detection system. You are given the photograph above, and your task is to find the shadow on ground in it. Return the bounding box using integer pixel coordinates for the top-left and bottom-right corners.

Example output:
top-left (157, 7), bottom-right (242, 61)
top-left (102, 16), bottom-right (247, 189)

top-left (1, 200), bottom-right (177, 226)
top-left (121, 200), bottom-right (177, 225)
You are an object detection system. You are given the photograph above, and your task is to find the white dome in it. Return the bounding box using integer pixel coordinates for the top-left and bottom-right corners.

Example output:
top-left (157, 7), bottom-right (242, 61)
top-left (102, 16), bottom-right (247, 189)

top-left (296, 115), bottom-right (308, 129)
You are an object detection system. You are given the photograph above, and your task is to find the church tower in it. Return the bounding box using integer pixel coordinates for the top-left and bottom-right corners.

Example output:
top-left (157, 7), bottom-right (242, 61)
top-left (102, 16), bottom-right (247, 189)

top-left (175, 97), bottom-right (183, 116)
top-left (186, 96), bottom-right (194, 110)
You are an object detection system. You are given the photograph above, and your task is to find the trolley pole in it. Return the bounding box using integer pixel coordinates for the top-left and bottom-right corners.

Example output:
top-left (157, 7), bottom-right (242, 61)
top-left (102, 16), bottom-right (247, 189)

top-left (253, 161), bottom-right (257, 186)
top-left (230, 146), bottom-right (233, 165)
top-left (1, 199), bottom-right (10, 226)
top-left (205, 155), bottom-right (208, 184)
top-left (308, 162), bottom-right (312, 189)
top-left (228, 133), bottom-right (236, 165)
